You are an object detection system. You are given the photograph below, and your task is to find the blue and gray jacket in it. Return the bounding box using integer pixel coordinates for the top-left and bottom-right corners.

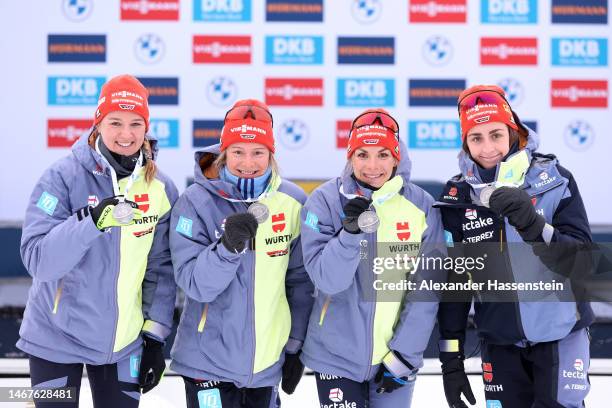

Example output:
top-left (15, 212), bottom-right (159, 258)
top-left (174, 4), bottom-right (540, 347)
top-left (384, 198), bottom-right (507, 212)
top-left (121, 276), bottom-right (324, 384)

top-left (435, 128), bottom-right (594, 353)
top-left (300, 142), bottom-right (446, 382)
top-left (19, 131), bottom-right (178, 364)
top-left (169, 144), bottom-right (314, 388)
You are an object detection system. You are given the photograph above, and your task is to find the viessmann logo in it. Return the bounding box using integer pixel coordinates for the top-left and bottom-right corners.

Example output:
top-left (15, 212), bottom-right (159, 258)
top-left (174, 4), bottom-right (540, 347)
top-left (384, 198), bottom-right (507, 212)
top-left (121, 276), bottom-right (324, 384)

top-left (264, 78), bottom-right (323, 106)
top-left (550, 80), bottom-right (608, 108)
top-left (409, 0), bottom-right (467, 23)
top-left (120, 0), bottom-right (179, 20)
top-left (480, 37), bottom-right (538, 65)
top-left (193, 35), bottom-right (252, 64)
top-left (47, 119), bottom-right (91, 148)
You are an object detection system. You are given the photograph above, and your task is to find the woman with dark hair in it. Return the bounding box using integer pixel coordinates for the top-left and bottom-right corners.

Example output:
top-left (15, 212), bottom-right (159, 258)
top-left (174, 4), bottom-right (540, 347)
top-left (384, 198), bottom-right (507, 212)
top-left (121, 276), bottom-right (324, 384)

top-left (437, 85), bottom-right (592, 408)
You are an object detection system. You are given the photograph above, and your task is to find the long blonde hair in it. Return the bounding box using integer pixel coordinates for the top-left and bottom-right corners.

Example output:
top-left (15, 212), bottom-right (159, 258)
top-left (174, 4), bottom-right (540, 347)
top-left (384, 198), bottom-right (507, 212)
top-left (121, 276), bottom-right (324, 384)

top-left (88, 128), bottom-right (157, 184)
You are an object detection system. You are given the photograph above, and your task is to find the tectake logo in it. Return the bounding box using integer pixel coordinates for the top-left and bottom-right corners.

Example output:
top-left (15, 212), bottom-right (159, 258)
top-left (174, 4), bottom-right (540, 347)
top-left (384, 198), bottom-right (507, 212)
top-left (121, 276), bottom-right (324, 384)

top-left (47, 119), bottom-right (91, 148)
top-left (266, 0), bottom-right (323, 22)
top-left (265, 78), bottom-right (323, 106)
top-left (481, 0), bottom-right (537, 24)
top-left (497, 78), bottom-right (524, 106)
top-left (279, 119), bottom-right (309, 150)
top-left (465, 208), bottom-right (477, 220)
top-left (409, 0), bottom-right (467, 23)
top-left (194, 0), bottom-right (252, 22)
top-left (48, 76), bottom-right (104, 105)
top-left (408, 120), bottom-right (461, 149)
top-left (134, 33), bottom-right (165, 64)
top-left (48, 34), bottom-right (106, 63)
top-left (422, 35), bottom-right (453, 66)
top-left (408, 79), bottom-right (465, 107)
top-left (550, 80), bottom-right (608, 108)
top-left (137, 77), bottom-right (179, 105)
top-left (551, 38), bottom-right (608, 66)
top-left (337, 78), bottom-right (394, 107)
top-left (120, 0), bottom-right (179, 20)
top-left (564, 120), bottom-right (595, 152)
top-left (336, 120), bottom-right (352, 148)
top-left (480, 37), bottom-right (538, 65)
top-left (193, 35), bottom-right (251, 64)
top-left (62, 0), bottom-right (93, 22)
top-left (149, 119), bottom-right (179, 148)
top-left (337, 37), bottom-right (395, 64)
top-left (193, 119), bottom-right (223, 147)
top-left (207, 76), bottom-right (238, 107)
top-left (551, 0), bottom-right (608, 24)
top-left (265, 35), bottom-right (323, 65)
top-left (352, 0), bottom-right (382, 23)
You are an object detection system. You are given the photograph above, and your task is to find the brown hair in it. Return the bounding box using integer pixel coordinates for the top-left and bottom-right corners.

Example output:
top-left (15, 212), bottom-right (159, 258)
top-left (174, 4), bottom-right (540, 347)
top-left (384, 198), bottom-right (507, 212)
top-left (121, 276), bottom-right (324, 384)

top-left (87, 128), bottom-right (157, 184)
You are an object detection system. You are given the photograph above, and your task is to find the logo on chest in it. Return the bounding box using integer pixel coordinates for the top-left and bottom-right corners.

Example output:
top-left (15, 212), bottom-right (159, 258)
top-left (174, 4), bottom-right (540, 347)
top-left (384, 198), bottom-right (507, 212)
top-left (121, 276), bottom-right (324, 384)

top-left (462, 209), bottom-right (494, 231)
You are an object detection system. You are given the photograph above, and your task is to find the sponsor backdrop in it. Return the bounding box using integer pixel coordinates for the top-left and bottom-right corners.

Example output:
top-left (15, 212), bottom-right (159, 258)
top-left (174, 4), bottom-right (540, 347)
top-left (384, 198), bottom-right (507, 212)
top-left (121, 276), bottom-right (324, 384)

top-left (0, 0), bottom-right (610, 223)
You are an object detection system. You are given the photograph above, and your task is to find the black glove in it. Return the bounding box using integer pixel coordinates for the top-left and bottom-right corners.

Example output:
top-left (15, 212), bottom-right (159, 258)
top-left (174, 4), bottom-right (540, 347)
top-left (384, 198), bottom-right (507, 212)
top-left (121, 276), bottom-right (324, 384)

top-left (281, 351), bottom-right (305, 395)
top-left (441, 356), bottom-right (476, 408)
top-left (489, 187), bottom-right (545, 242)
top-left (374, 364), bottom-right (409, 394)
top-left (90, 195), bottom-right (141, 230)
top-left (221, 212), bottom-right (258, 253)
top-left (139, 335), bottom-right (166, 394)
top-left (342, 197), bottom-right (371, 234)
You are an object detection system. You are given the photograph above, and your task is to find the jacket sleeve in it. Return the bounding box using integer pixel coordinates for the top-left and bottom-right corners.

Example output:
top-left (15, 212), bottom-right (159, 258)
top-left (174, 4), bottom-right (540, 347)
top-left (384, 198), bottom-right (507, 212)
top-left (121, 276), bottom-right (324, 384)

top-left (20, 161), bottom-right (103, 283)
top-left (141, 178), bottom-right (179, 342)
top-left (384, 201), bottom-right (447, 376)
top-left (300, 188), bottom-right (363, 295)
top-left (285, 233), bottom-right (315, 354)
top-left (170, 191), bottom-right (242, 303)
top-left (436, 206), bottom-right (472, 363)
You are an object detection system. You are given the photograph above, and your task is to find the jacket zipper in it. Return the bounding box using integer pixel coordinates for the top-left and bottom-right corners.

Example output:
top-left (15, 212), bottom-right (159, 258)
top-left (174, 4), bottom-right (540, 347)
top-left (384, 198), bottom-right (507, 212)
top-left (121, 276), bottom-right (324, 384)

top-left (364, 231), bottom-right (377, 381)
top-left (107, 223), bottom-right (121, 363)
top-left (52, 280), bottom-right (64, 314)
top-left (245, 202), bottom-right (256, 386)
top-left (499, 217), bottom-right (526, 340)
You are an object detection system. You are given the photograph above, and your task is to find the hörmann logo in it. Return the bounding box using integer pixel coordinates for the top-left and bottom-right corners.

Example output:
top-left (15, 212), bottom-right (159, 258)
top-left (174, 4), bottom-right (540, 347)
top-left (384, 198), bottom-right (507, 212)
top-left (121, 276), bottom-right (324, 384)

top-left (337, 78), bottom-right (394, 107)
top-left (480, 37), bottom-right (538, 65)
top-left (193, 0), bottom-right (252, 22)
top-left (409, 0), bottom-right (467, 23)
top-left (481, 0), bottom-right (538, 24)
top-left (552, 38), bottom-right (608, 66)
top-left (551, 0), bottom-right (608, 24)
top-left (193, 35), bottom-right (251, 64)
top-left (408, 79), bottom-right (465, 106)
top-left (264, 78), bottom-right (323, 106)
top-left (550, 80), bottom-right (608, 108)
top-left (265, 0), bottom-right (323, 22)
top-left (265, 35), bottom-right (323, 64)
top-left (337, 37), bottom-right (395, 64)
top-left (48, 34), bottom-right (106, 63)
top-left (193, 120), bottom-right (223, 147)
top-left (120, 0), bottom-right (179, 20)
top-left (137, 77), bottom-right (179, 105)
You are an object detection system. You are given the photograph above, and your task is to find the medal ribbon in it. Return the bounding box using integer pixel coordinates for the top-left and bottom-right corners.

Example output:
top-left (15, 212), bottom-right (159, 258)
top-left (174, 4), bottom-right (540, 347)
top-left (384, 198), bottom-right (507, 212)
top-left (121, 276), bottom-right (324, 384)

top-left (95, 137), bottom-right (144, 199)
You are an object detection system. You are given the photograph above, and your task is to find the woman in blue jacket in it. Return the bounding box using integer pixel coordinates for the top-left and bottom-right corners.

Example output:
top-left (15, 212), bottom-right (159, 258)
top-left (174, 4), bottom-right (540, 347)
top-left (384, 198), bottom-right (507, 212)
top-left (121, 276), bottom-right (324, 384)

top-left (300, 109), bottom-right (446, 408)
top-left (169, 99), bottom-right (314, 408)
top-left (19, 75), bottom-right (178, 407)
top-left (437, 85), bottom-right (592, 408)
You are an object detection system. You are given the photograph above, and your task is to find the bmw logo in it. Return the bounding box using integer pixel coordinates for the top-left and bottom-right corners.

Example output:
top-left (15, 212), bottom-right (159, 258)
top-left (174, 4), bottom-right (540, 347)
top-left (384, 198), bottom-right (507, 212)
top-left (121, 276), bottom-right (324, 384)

top-left (422, 35), bottom-right (453, 66)
top-left (206, 76), bottom-right (238, 107)
top-left (497, 78), bottom-right (524, 107)
top-left (134, 34), bottom-right (165, 65)
top-left (279, 120), bottom-right (309, 150)
top-left (62, 0), bottom-right (93, 22)
top-left (564, 120), bottom-right (595, 152)
top-left (351, 0), bottom-right (382, 24)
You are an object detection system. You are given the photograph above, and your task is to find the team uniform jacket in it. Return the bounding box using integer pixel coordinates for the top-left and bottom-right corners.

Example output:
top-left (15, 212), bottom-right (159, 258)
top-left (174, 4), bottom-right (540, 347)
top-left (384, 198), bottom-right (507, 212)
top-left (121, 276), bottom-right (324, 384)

top-left (300, 142), bottom-right (446, 382)
top-left (169, 144), bottom-right (314, 388)
top-left (19, 131), bottom-right (178, 364)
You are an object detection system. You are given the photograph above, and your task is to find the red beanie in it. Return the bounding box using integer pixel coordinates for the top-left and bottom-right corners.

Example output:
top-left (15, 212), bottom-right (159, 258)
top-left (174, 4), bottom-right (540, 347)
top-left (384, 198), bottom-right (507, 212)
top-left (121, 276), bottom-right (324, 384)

top-left (458, 85), bottom-right (518, 140)
top-left (94, 75), bottom-right (150, 131)
top-left (347, 108), bottom-right (400, 161)
top-left (220, 99), bottom-right (275, 152)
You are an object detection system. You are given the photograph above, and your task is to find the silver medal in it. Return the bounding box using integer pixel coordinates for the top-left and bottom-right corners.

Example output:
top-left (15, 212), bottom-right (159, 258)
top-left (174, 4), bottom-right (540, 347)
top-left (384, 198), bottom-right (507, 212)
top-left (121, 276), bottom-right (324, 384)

top-left (248, 202), bottom-right (269, 224)
top-left (480, 185), bottom-right (496, 208)
top-left (113, 201), bottom-right (135, 224)
top-left (357, 210), bottom-right (379, 233)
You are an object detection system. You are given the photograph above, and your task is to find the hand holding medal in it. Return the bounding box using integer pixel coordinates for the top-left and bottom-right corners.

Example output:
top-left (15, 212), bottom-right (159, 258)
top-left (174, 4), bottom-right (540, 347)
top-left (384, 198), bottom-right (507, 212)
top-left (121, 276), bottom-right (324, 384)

top-left (91, 196), bottom-right (143, 230)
